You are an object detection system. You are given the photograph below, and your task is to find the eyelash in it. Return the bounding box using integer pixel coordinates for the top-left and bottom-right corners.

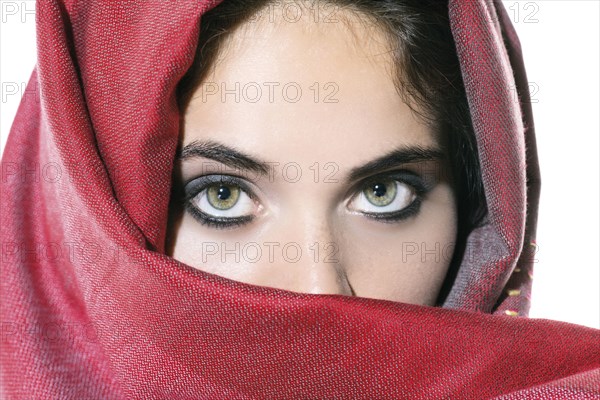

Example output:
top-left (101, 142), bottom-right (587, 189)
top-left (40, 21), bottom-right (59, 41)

top-left (182, 171), bottom-right (430, 229)
top-left (183, 175), bottom-right (257, 230)
top-left (349, 172), bottom-right (429, 224)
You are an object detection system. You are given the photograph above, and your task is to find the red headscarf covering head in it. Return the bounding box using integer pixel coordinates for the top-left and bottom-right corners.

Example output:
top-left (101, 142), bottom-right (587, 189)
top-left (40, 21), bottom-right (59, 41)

top-left (1, 0), bottom-right (598, 398)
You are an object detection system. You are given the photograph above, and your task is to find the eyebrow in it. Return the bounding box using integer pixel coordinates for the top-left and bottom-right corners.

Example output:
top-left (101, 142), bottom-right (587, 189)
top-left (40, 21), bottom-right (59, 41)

top-left (347, 145), bottom-right (444, 182)
top-left (178, 139), bottom-right (444, 183)
top-left (179, 139), bottom-right (271, 177)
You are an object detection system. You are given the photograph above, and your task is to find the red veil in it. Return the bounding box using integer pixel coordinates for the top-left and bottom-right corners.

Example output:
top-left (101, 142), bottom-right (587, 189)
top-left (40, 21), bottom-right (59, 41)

top-left (1, 0), bottom-right (598, 398)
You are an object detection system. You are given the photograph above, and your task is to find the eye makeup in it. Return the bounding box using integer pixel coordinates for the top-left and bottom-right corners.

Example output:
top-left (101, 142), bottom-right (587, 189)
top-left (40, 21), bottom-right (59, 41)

top-left (180, 168), bottom-right (434, 230)
top-left (182, 175), bottom-right (259, 230)
top-left (345, 169), bottom-right (433, 223)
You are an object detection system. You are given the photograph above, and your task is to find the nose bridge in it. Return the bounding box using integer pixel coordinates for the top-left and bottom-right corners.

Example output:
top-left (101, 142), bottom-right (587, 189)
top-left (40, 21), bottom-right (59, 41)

top-left (285, 206), bottom-right (354, 296)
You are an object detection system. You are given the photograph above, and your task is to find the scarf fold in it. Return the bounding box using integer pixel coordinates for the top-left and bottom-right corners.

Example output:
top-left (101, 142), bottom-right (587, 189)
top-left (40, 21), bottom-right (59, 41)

top-left (1, 0), bottom-right (598, 398)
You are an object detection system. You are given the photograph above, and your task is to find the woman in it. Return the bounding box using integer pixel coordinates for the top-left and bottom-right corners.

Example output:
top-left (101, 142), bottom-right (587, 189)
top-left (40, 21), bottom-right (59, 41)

top-left (1, 0), bottom-right (598, 398)
top-left (166, 0), bottom-right (483, 306)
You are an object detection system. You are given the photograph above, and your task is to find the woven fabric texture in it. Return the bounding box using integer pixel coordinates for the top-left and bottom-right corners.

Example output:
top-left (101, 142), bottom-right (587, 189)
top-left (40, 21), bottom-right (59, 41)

top-left (1, 0), bottom-right (598, 398)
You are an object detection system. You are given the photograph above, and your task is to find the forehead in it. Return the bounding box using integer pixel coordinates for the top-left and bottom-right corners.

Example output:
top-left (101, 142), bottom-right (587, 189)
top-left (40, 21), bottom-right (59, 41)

top-left (183, 5), bottom-right (438, 162)
top-left (209, 5), bottom-right (395, 85)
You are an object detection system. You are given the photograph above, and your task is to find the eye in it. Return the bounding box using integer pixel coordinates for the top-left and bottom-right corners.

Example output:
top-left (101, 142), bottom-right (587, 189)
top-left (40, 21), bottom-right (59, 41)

top-left (183, 175), bottom-right (260, 229)
top-left (347, 172), bottom-right (428, 222)
top-left (350, 179), bottom-right (415, 212)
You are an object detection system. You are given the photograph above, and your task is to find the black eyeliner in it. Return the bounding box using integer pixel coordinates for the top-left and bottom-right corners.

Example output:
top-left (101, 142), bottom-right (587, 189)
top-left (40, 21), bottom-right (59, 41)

top-left (182, 175), bottom-right (257, 230)
top-left (359, 197), bottom-right (424, 223)
top-left (183, 175), bottom-right (257, 201)
top-left (181, 168), bottom-right (434, 229)
top-left (184, 202), bottom-right (254, 230)
top-left (350, 169), bottom-right (433, 223)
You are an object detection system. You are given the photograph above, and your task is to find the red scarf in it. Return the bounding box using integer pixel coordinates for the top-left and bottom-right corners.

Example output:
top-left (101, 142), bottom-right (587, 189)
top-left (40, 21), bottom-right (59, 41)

top-left (1, 0), bottom-right (598, 398)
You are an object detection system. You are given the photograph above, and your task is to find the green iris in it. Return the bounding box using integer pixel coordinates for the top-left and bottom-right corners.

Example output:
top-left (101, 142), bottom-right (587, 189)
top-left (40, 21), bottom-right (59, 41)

top-left (207, 184), bottom-right (240, 210)
top-left (364, 180), bottom-right (397, 207)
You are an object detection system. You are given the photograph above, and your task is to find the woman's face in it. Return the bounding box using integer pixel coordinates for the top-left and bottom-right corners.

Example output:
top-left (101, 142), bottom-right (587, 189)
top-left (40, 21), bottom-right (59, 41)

top-left (167, 9), bottom-right (457, 305)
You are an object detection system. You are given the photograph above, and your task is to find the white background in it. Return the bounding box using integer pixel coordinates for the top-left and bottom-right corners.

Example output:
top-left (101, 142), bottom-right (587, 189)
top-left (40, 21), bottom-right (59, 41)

top-left (1, 1), bottom-right (598, 328)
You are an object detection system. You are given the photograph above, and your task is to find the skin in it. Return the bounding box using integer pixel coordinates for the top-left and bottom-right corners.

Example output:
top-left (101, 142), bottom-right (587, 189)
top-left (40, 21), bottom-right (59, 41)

top-left (166, 5), bottom-right (458, 306)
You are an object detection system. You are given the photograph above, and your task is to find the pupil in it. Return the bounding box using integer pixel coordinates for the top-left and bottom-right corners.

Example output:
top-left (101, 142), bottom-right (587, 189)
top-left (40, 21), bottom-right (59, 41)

top-left (372, 183), bottom-right (386, 197)
top-left (217, 185), bottom-right (231, 200)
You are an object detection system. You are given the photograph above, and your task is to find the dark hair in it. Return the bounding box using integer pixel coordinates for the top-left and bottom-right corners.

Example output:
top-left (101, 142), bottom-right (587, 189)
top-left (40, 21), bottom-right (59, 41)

top-left (176, 0), bottom-right (488, 305)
